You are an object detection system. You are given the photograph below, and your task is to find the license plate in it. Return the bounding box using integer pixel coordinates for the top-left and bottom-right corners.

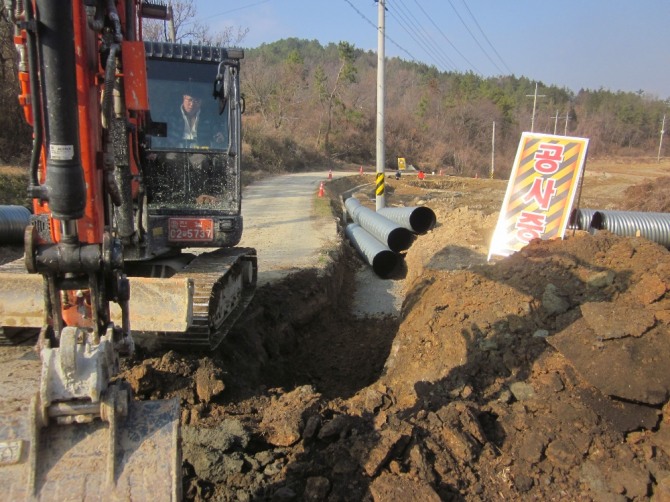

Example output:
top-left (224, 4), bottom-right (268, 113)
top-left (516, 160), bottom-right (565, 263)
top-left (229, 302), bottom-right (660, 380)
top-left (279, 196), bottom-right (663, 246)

top-left (168, 218), bottom-right (214, 242)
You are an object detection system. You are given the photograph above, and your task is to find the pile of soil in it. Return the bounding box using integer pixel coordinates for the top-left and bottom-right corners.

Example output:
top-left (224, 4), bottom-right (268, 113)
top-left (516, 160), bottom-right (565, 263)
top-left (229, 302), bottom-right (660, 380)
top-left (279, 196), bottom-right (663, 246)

top-left (118, 172), bottom-right (670, 501)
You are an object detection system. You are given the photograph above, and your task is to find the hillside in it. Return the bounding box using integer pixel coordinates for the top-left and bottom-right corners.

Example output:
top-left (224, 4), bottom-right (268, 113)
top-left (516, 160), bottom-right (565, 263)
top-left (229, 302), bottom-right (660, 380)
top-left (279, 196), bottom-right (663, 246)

top-left (239, 38), bottom-right (669, 177)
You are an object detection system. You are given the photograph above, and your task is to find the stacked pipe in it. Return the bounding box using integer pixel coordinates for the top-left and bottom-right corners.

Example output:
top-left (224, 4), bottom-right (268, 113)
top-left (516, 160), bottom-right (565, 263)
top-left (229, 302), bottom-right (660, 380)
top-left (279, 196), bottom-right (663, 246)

top-left (344, 197), bottom-right (436, 277)
top-left (0, 205), bottom-right (31, 244)
top-left (378, 205), bottom-right (436, 234)
top-left (569, 207), bottom-right (670, 248)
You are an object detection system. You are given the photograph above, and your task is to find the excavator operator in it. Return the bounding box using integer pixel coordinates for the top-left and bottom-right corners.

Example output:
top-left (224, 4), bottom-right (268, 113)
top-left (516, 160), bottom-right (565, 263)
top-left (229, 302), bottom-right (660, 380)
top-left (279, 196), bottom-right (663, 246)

top-left (171, 91), bottom-right (225, 148)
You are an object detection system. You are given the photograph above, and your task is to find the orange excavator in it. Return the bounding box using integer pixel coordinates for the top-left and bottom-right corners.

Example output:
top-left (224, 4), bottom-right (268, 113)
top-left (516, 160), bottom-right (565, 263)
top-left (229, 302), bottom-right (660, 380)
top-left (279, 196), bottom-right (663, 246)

top-left (0, 1), bottom-right (256, 499)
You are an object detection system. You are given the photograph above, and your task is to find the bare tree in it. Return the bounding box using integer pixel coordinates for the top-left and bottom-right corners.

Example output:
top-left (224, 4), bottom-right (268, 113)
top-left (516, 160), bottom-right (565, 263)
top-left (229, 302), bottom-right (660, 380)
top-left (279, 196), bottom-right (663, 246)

top-left (142, 0), bottom-right (248, 46)
top-left (314, 42), bottom-right (358, 154)
top-left (0, 7), bottom-right (31, 162)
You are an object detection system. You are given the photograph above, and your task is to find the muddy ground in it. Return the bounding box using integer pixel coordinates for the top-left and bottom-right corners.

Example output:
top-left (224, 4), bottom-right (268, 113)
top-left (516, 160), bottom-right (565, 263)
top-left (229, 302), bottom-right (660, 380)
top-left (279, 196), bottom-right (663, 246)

top-left (4, 159), bottom-right (670, 501)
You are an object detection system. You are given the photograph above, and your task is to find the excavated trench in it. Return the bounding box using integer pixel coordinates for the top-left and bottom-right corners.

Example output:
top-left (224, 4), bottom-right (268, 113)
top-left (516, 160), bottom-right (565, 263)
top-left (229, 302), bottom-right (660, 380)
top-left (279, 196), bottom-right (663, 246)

top-left (123, 178), bottom-right (404, 406)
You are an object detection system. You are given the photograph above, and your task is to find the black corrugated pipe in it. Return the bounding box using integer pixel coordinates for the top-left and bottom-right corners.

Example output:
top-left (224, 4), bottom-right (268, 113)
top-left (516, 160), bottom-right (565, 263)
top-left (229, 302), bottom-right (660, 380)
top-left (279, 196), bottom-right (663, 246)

top-left (0, 205), bottom-right (31, 244)
top-left (345, 197), bottom-right (413, 253)
top-left (591, 210), bottom-right (670, 248)
top-left (378, 206), bottom-right (436, 234)
top-left (345, 223), bottom-right (397, 278)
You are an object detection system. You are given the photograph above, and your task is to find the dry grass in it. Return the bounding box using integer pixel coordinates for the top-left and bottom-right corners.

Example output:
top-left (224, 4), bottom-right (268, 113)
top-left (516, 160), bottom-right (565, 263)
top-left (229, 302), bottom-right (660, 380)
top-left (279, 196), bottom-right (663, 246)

top-left (0, 167), bottom-right (29, 206)
top-left (0, 165), bottom-right (27, 176)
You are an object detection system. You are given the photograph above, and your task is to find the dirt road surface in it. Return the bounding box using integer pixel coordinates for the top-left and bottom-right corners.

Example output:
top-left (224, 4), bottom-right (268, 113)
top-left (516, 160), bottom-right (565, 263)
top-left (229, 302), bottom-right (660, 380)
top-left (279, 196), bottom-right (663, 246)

top-left (239, 171), bottom-right (351, 285)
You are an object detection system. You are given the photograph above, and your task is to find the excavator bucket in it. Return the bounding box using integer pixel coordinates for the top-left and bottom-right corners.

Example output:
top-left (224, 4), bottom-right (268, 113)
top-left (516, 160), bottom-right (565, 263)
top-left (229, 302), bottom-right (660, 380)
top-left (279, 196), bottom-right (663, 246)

top-left (0, 345), bottom-right (181, 501)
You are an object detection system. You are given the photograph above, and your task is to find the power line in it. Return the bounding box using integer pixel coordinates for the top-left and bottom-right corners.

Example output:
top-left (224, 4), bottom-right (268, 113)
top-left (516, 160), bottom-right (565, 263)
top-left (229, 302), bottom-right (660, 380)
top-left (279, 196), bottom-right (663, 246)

top-left (445, 0), bottom-right (503, 75)
top-left (341, 0), bottom-right (420, 63)
top-left (386, 0), bottom-right (453, 71)
top-left (410, 0), bottom-right (482, 74)
top-left (200, 0), bottom-right (273, 21)
top-left (458, 0), bottom-right (513, 75)
top-left (386, 0), bottom-right (457, 71)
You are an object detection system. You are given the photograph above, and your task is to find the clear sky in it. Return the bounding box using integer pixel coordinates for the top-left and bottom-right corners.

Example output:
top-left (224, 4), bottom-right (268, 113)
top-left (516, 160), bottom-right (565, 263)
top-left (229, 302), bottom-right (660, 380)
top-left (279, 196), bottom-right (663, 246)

top-left (195, 0), bottom-right (670, 99)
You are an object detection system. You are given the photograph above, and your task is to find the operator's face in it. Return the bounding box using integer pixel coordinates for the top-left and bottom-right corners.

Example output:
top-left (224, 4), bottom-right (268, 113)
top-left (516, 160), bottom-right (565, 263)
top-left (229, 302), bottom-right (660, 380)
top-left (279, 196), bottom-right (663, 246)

top-left (182, 94), bottom-right (201, 116)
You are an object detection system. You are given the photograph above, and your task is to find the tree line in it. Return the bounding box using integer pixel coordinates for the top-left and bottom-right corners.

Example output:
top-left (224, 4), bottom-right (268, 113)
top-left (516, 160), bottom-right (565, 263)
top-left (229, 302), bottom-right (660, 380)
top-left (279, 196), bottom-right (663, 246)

top-left (242, 38), bottom-right (669, 177)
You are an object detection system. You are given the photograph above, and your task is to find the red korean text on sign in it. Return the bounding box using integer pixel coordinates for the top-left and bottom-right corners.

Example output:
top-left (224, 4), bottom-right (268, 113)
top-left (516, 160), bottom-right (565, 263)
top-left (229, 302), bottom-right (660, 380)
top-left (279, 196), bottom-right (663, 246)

top-left (533, 143), bottom-right (564, 174)
top-left (515, 211), bottom-right (547, 243)
top-left (522, 177), bottom-right (557, 211)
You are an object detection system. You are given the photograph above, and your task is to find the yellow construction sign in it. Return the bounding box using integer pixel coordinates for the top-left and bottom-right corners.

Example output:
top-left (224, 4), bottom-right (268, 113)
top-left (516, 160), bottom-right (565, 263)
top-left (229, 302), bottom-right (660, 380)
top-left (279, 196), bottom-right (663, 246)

top-left (397, 157), bottom-right (406, 170)
top-left (489, 132), bottom-right (589, 259)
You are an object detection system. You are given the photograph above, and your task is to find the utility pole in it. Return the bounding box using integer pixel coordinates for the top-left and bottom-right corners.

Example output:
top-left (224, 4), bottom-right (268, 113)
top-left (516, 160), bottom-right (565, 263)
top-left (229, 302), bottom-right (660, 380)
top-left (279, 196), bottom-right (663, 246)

top-left (564, 111), bottom-right (570, 135)
top-left (659, 114), bottom-right (666, 163)
top-left (491, 121), bottom-right (495, 178)
top-left (526, 83), bottom-right (546, 132)
top-left (551, 110), bottom-right (560, 135)
top-left (375, 0), bottom-right (386, 210)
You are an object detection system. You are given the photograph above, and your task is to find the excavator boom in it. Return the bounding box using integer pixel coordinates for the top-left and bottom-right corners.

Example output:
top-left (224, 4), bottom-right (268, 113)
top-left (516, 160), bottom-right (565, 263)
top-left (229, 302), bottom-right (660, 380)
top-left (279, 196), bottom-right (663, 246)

top-left (0, 0), bottom-right (256, 499)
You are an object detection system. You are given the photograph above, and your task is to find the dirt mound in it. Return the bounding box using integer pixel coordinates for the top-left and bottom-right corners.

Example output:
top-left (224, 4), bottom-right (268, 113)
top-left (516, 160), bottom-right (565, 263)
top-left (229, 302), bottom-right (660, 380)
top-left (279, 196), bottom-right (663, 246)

top-left (621, 176), bottom-right (670, 212)
top-left (371, 231), bottom-right (670, 499)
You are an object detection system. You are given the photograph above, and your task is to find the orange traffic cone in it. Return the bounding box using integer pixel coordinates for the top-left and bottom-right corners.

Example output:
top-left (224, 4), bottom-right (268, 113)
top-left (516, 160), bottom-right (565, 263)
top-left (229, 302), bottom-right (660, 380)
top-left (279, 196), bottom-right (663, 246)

top-left (328, 169), bottom-right (333, 180)
top-left (318, 182), bottom-right (325, 197)
top-left (359, 166), bottom-right (363, 175)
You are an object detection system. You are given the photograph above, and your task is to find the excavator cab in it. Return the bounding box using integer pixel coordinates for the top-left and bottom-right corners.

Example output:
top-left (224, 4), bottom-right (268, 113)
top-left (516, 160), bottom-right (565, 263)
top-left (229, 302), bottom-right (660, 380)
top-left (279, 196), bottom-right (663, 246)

top-left (114, 43), bottom-right (257, 350)
top-left (140, 43), bottom-right (245, 253)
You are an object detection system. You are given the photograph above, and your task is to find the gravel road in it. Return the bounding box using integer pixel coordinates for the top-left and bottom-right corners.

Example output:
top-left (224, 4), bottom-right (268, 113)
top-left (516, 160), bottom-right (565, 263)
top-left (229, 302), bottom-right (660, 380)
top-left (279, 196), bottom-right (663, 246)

top-left (239, 171), bottom-right (350, 285)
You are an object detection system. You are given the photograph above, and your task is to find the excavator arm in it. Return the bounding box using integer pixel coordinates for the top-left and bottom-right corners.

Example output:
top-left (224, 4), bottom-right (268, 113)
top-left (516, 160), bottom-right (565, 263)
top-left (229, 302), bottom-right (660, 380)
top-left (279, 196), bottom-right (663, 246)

top-left (0, 1), bottom-right (182, 499)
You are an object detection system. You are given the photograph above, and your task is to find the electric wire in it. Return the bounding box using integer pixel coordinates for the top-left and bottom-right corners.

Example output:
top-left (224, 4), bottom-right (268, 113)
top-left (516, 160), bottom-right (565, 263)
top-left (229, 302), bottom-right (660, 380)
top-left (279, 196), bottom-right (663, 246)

top-left (341, 0), bottom-right (421, 63)
top-left (201, 0), bottom-right (509, 80)
top-left (386, 0), bottom-right (457, 72)
top-left (409, 0), bottom-right (483, 74)
top-left (458, 0), bottom-right (513, 75)
top-left (445, 0), bottom-right (504, 75)
top-left (202, 0), bottom-right (273, 21)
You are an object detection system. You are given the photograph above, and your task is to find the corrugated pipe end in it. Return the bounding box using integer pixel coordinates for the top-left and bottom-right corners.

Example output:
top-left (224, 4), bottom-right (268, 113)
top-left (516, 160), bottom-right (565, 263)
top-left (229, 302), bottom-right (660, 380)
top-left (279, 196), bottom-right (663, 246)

top-left (388, 227), bottom-right (414, 253)
top-left (0, 205), bottom-right (31, 244)
top-left (372, 249), bottom-right (398, 278)
top-left (568, 208), bottom-right (580, 230)
top-left (410, 206), bottom-right (437, 234)
top-left (591, 212), bottom-right (605, 230)
top-left (569, 208), bottom-right (599, 231)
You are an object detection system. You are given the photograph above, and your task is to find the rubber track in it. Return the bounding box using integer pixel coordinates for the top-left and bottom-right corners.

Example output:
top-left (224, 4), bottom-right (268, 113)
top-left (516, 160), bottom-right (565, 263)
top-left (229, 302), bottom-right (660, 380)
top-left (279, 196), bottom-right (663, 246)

top-left (138, 247), bottom-right (257, 350)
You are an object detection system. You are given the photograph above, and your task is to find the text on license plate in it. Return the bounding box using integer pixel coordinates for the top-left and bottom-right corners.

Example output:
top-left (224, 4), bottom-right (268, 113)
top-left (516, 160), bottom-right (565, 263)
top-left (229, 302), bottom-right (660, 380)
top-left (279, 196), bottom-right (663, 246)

top-left (168, 218), bottom-right (214, 242)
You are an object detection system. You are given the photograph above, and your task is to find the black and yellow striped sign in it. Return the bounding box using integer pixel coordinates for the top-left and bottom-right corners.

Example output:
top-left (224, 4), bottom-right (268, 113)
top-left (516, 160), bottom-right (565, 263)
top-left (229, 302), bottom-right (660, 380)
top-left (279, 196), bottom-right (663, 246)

top-left (375, 172), bottom-right (385, 196)
top-left (489, 132), bottom-right (589, 259)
